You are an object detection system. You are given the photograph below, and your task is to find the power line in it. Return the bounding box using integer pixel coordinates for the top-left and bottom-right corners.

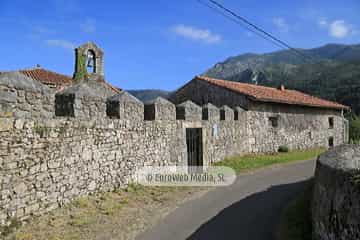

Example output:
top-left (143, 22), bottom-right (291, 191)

top-left (196, 0), bottom-right (286, 51)
top-left (199, 0), bottom-right (316, 63)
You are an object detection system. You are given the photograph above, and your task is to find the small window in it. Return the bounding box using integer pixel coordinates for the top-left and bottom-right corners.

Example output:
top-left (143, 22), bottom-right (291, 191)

top-left (328, 137), bottom-right (334, 147)
top-left (269, 116), bottom-right (279, 128)
top-left (309, 131), bottom-right (313, 139)
top-left (329, 117), bottom-right (334, 129)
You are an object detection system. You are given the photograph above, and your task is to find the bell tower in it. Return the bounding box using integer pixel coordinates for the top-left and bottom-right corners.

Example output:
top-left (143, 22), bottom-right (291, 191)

top-left (73, 42), bottom-right (104, 82)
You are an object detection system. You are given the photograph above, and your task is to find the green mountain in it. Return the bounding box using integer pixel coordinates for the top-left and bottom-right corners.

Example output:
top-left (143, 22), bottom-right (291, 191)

top-left (204, 43), bottom-right (360, 114)
top-left (127, 89), bottom-right (171, 103)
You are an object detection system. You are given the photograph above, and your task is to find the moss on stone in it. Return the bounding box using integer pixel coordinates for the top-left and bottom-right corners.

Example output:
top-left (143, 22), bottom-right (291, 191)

top-left (73, 51), bottom-right (87, 82)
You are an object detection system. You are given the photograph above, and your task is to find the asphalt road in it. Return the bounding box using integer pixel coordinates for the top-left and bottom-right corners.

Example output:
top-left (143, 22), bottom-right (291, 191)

top-left (136, 159), bottom-right (316, 240)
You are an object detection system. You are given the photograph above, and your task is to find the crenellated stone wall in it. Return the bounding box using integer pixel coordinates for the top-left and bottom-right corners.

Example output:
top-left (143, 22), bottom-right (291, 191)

top-left (0, 72), bottom-right (348, 226)
top-left (0, 115), bottom-right (246, 225)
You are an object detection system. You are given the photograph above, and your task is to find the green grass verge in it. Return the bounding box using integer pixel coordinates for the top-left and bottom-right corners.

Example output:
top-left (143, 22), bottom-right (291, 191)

top-left (276, 181), bottom-right (313, 240)
top-left (214, 148), bottom-right (325, 173)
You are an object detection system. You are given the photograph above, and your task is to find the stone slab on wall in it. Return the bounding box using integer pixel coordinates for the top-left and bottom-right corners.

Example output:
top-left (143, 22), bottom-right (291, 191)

top-left (107, 91), bottom-right (144, 121)
top-left (0, 72), bottom-right (54, 119)
top-left (55, 81), bottom-right (116, 119)
top-left (202, 103), bottom-right (219, 121)
top-left (144, 97), bottom-right (176, 121)
top-left (312, 145), bottom-right (360, 240)
top-left (176, 101), bottom-right (202, 121)
top-left (220, 105), bottom-right (234, 121)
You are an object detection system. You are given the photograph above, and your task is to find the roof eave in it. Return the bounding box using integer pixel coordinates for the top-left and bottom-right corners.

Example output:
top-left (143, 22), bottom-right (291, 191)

top-left (252, 98), bottom-right (350, 111)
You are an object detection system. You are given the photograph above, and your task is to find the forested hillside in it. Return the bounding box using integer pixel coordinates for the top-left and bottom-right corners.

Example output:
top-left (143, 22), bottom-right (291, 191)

top-left (204, 43), bottom-right (360, 114)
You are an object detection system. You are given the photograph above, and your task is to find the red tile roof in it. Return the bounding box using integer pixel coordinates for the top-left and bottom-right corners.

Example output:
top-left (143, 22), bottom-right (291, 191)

top-left (20, 68), bottom-right (73, 86)
top-left (197, 76), bottom-right (349, 110)
top-left (20, 67), bottom-right (121, 93)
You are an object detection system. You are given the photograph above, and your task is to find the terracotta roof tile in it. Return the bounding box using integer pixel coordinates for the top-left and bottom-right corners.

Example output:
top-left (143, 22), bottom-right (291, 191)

top-left (197, 76), bottom-right (349, 110)
top-left (20, 68), bottom-right (121, 93)
top-left (20, 68), bottom-right (73, 86)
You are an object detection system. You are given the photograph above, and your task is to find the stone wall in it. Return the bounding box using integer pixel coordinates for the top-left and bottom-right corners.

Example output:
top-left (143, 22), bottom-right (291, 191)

top-left (247, 103), bottom-right (346, 153)
top-left (0, 73), bottom-right (349, 226)
top-left (0, 108), bottom-right (247, 225)
top-left (312, 145), bottom-right (360, 240)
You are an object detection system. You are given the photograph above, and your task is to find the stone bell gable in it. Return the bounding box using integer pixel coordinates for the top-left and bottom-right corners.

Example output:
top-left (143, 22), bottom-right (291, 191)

top-left (106, 91), bottom-right (144, 121)
top-left (73, 42), bottom-right (105, 81)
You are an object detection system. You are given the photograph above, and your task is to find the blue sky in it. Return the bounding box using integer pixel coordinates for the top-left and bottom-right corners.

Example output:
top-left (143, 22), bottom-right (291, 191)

top-left (0, 0), bottom-right (359, 90)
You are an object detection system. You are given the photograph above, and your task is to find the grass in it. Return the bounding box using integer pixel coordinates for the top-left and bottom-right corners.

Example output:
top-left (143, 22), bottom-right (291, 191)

top-left (5, 185), bottom-right (201, 240)
top-left (276, 181), bottom-right (313, 240)
top-left (214, 148), bottom-right (325, 173)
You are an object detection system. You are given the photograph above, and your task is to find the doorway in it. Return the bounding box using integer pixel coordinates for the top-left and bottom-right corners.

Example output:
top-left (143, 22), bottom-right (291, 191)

top-left (186, 128), bottom-right (203, 171)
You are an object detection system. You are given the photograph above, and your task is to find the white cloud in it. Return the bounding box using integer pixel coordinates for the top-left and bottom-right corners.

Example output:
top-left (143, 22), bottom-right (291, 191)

top-left (171, 24), bottom-right (222, 44)
top-left (317, 18), bottom-right (328, 28)
top-left (272, 17), bottom-right (289, 32)
top-left (329, 20), bottom-right (352, 38)
top-left (45, 39), bottom-right (75, 50)
top-left (80, 18), bottom-right (96, 33)
top-left (318, 18), bottom-right (356, 38)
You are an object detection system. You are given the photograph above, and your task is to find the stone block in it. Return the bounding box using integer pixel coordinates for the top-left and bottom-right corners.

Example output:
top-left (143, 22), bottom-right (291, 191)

top-left (202, 103), bottom-right (219, 121)
top-left (176, 100), bottom-right (202, 121)
top-left (220, 105), bottom-right (234, 121)
top-left (0, 119), bottom-right (13, 132)
top-left (234, 106), bottom-right (245, 120)
top-left (144, 97), bottom-right (176, 121)
top-left (106, 91), bottom-right (144, 121)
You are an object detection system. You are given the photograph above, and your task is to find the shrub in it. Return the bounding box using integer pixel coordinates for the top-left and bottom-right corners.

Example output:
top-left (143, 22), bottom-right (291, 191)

top-left (278, 145), bottom-right (289, 153)
top-left (349, 114), bottom-right (360, 143)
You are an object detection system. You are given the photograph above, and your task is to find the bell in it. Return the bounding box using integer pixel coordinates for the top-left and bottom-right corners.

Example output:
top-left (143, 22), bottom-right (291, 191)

top-left (87, 58), bottom-right (94, 67)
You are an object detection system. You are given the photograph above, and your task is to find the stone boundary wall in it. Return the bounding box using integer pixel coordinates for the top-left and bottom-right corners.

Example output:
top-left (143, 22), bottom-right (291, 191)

top-left (0, 75), bottom-right (348, 226)
top-left (312, 145), bottom-right (360, 240)
top-left (0, 114), bottom-right (247, 225)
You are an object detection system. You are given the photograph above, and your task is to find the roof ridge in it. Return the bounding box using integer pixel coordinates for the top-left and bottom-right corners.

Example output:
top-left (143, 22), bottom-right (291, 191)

top-left (287, 89), bottom-right (343, 105)
top-left (196, 75), bottom-right (349, 110)
top-left (197, 75), bottom-right (284, 91)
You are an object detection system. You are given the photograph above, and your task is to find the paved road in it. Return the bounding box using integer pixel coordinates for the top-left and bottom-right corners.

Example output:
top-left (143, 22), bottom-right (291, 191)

top-left (137, 160), bottom-right (316, 240)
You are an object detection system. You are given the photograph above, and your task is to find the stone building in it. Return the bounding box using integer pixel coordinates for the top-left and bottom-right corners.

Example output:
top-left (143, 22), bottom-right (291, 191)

top-left (0, 42), bottom-right (350, 225)
top-left (170, 75), bottom-right (349, 152)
